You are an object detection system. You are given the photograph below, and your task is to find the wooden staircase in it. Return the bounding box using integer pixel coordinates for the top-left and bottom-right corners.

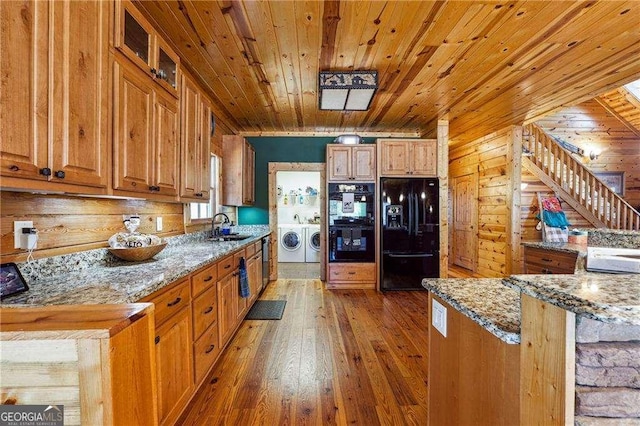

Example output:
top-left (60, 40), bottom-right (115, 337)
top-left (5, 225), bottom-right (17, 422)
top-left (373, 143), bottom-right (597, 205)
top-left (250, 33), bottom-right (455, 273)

top-left (522, 124), bottom-right (640, 230)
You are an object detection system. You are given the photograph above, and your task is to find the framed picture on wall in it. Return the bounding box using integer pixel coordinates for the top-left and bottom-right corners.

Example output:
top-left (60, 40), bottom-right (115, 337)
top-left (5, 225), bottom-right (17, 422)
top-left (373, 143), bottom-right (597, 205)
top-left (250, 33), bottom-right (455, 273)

top-left (594, 171), bottom-right (625, 196)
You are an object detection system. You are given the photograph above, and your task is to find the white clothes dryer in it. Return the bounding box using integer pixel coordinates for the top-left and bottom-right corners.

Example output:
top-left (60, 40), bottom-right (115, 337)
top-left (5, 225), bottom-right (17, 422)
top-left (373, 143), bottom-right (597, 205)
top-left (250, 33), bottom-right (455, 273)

top-left (278, 225), bottom-right (306, 262)
top-left (305, 224), bottom-right (321, 263)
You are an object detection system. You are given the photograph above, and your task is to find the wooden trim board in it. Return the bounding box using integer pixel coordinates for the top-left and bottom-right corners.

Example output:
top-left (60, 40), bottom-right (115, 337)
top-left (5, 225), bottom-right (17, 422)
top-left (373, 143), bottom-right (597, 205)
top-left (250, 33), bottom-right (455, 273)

top-left (520, 294), bottom-right (576, 425)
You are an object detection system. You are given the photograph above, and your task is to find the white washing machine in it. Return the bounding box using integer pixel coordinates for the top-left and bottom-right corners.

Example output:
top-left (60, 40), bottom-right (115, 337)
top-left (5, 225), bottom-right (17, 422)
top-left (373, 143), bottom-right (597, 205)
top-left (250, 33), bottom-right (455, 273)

top-left (305, 224), bottom-right (321, 263)
top-left (278, 225), bottom-right (306, 262)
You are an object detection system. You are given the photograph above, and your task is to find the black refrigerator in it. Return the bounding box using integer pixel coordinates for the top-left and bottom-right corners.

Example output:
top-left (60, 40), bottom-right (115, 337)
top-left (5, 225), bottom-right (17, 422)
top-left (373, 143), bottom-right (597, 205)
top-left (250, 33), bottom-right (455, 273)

top-left (380, 178), bottom-right (439, 290)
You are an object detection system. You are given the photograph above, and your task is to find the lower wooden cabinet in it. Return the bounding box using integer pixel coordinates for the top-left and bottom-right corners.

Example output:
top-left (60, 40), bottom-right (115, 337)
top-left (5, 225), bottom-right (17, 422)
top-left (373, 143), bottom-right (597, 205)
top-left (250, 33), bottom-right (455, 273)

top-left (140, 243), bottom-right (263, 425)
top-left (524, 246), bottom-right (577, 274)
top-left (217, 267), bottom-right (238, 347)
top-left (326, 262), bottom-right (376, 289)
top-left (247, 248), bottom-right (263, 306)
top-left (155, 305), bottom-right (194, 426)
top-left (193, 322), bottom-right (221, 384)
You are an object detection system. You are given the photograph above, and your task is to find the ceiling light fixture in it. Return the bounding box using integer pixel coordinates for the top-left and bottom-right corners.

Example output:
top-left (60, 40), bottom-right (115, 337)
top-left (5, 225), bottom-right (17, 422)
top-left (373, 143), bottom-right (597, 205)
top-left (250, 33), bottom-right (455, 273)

top-left (319, 71), bottom-right (378, 110)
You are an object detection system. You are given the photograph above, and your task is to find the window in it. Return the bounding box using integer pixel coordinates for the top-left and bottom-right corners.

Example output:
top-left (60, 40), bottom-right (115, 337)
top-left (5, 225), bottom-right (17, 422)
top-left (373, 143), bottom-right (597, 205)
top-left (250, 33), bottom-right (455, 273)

top-left (189, 155), bottom-right (218, 220)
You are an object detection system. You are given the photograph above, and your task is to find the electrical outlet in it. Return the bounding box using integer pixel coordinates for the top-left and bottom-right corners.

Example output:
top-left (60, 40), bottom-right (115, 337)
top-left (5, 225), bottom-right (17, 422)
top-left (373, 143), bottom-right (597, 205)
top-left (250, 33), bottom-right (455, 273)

top-left (432, 298), bottom-right (447, 337)
top-left (156, 217), bottom-right (163, 232)
top-left (14, 221), bottom-right (33, 249)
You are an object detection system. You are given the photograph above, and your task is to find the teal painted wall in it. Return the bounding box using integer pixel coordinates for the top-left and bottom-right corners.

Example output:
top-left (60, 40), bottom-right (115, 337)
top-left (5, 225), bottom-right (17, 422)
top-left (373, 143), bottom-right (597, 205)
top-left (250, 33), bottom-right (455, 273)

top-left (237, 137), bottom-right (375, 224)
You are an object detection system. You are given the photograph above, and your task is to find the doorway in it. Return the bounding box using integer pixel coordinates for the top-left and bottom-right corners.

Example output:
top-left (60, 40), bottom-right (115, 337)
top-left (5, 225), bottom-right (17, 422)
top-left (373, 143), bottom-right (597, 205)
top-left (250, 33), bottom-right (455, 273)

top-left (452, 173), bottom-right (478, 272)
top-left (268, 163), bottom-right (326, 281)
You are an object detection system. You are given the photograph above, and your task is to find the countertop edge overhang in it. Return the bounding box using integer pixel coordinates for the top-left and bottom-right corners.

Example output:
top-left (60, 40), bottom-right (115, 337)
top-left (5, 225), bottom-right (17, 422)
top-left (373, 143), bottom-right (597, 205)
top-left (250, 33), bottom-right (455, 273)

top-left (422, 278), bottom-right (521, 344)
top-left (505, 273), bottom-right (640, 326)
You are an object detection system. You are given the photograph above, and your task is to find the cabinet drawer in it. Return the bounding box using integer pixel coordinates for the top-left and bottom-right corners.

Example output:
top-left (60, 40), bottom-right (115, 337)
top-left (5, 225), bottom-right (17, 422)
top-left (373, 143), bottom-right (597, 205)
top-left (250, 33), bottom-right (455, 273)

top-left (217, 255), bottom-right (235, 278)
top-left (192, 264), bottom-right (217, 297)
top-left (328, 263), bottom-right (376, 282)
top-left (524, 247), bottom-right (577, 273)
top-left (245, 241), bottom-right (256, 258)
top-left (524, 264), bottom-right (575, 275)
top-left (151, 279), bottom-right (191, 327)
top-left (234, 250), bottom-right (245, 267)
top-left (193, 322), bottom-right (220, 384)
top-left (192, 285), bottom-right (217, 340)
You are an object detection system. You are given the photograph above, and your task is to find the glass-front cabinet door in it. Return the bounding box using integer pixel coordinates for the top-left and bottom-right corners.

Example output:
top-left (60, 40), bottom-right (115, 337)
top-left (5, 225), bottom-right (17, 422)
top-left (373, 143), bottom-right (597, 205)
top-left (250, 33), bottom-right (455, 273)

top-left (156, 41), bottom-right (179, 92)
top-left (116, 2), bottom-right (154, 72)
top-left (115, 0), bottom-right (179, 95)
top-left (123, 8), bottom-right (150, 65)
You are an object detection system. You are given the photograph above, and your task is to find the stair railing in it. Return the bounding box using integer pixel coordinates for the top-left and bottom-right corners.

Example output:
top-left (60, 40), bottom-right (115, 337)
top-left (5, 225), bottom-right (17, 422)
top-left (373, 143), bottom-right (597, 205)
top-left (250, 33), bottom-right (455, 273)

top-left (523, 124), bottom-right (640, 230)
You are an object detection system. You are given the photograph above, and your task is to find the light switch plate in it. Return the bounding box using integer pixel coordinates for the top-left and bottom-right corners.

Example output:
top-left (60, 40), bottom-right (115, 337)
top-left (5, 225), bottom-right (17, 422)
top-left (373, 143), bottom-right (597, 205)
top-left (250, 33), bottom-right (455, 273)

top-left (14, 221), bottom-right (33, 249)
top-left (432, 298), bottom-right (447, 337)
top-left (156, 217), bottom-right (163, 232)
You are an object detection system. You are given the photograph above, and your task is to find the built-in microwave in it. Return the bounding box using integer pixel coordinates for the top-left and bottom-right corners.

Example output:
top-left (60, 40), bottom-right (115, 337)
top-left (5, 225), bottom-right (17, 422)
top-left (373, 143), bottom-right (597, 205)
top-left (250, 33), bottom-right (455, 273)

top-left (328, 182), bottom-right (375, 226)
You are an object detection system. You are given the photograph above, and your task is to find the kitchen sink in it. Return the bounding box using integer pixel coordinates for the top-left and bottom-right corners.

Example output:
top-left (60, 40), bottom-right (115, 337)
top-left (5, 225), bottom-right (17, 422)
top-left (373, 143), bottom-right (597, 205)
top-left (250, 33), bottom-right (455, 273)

top-left (209, 234), bottom-right (252, 242)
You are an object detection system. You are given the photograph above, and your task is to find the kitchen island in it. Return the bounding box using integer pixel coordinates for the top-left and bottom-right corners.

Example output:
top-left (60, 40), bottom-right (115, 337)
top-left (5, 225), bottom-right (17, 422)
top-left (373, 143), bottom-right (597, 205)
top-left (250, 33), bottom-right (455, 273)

top-left (423, 271), bottom-right (640, 425)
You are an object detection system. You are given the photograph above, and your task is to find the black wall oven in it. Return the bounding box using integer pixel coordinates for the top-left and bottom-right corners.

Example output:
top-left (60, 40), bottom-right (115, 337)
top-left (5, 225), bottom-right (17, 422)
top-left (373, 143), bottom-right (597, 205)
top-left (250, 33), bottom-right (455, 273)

top-left (328, 182), bottom-right (375, 263)
top-left (329, 224), bottom-right (375, 262)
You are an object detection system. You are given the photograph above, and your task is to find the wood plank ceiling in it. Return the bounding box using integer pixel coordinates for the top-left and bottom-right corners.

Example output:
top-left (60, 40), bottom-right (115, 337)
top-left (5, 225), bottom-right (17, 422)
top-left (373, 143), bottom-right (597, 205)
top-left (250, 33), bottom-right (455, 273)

top-left (137, 1), bottom-right (640, 145)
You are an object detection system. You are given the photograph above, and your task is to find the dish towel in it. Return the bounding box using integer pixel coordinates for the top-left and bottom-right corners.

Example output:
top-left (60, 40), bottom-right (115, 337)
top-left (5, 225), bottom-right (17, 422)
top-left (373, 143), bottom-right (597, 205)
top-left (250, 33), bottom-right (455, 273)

top-left (538, 210), bottom-right (571, 229)
top-left (239, 257), bottom-right (250, 298)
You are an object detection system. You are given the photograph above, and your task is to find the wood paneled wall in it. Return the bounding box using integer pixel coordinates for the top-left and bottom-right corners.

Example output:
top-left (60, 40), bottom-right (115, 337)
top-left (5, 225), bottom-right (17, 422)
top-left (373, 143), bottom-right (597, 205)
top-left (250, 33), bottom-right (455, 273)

top-left (535, 100), bottom-right (640, 209)
top-left (450, 127), bottom-right (520, 278)
top-left (1, 192), bottom-right (185, 263)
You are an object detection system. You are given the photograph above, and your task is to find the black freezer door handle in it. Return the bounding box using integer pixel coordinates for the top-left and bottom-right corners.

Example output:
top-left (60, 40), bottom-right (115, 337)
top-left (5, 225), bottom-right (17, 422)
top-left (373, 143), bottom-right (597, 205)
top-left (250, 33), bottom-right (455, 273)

top-left (387, 253), bottom-right (434, 258)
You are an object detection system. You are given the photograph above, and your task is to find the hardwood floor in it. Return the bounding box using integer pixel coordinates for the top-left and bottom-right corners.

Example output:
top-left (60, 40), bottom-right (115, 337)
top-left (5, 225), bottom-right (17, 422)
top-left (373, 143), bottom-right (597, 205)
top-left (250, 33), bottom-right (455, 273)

top-left (178, 279), bottom-right (430, 425)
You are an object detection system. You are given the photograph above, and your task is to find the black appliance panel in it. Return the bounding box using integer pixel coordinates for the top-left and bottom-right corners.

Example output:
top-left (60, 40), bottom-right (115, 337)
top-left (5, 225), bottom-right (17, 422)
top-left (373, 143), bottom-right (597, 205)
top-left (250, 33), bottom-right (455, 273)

top-left (329, 226), bottom-right (375, 263)
top-left (380, 178), bottom-right (440, 290)
top-left (328, 183), bottom-right (375, 226)
top-left (381, 251), bottom-right (439, 290)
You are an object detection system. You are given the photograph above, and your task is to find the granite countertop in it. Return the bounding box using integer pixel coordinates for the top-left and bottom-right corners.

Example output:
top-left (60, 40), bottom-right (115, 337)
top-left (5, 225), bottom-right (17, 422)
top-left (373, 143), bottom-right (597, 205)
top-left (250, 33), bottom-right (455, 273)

top-left (522, 241), bottom-right (588, 256)
top-left (505, 273), bottom-right (640, 325)
top-left (422, 278), bottom-right (521, 344)
top-left (1, 229), bottom-right (270, 307)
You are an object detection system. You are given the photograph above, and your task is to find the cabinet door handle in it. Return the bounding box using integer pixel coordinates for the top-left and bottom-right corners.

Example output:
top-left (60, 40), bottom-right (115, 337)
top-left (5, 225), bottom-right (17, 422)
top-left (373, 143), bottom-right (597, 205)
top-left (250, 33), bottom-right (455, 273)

top-left (224, 264), bottom-right (231, 269)
top-left (54, 170), bottom-right (65, 179)
top-left (9, 165), bottom-right (19, 172)
top-left (204, 276), bottom-right (213, 282)
top-left (205, 344), bottom-right (216, 354)
top-left (39, 167), bottom-right (51, 176)
top-left (348, 271), bottom-right (356, 275)
top-left (541, 258), bottom-right (553, 262)
top-left (150, 68), bottom-right (157, 75)
top-left (167, 297), bottom-right (182, 307)
top-left (155, 336), bottom-right (160, 344)
top-left (195, 192), bottom-right (203, 197)
top-left (204, 306), bottom-right (214, 314)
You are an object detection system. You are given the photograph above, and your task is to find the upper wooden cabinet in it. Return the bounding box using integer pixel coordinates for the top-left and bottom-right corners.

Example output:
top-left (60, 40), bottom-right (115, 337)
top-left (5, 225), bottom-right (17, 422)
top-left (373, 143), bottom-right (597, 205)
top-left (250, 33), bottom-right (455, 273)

top-left (113, 57), bottom-right (179, 198)
top-left (327, 145), bottom-right (376, 182)
top-left (222, 135), bottom-right (255, 206)
top-left (0, 1), bottom-right (109, 193)
top-left (114, 0), bottom-right (179, 95)
top-left (378, 139), bottom-right (437, 177)
top-left (180, 72), bottom-right (211, 201)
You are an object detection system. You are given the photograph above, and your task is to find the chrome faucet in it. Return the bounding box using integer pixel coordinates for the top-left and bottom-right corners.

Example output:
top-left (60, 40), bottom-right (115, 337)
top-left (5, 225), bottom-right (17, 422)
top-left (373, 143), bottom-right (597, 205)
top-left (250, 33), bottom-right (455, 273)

top-left (211, 213), bottom-right (230, 236)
